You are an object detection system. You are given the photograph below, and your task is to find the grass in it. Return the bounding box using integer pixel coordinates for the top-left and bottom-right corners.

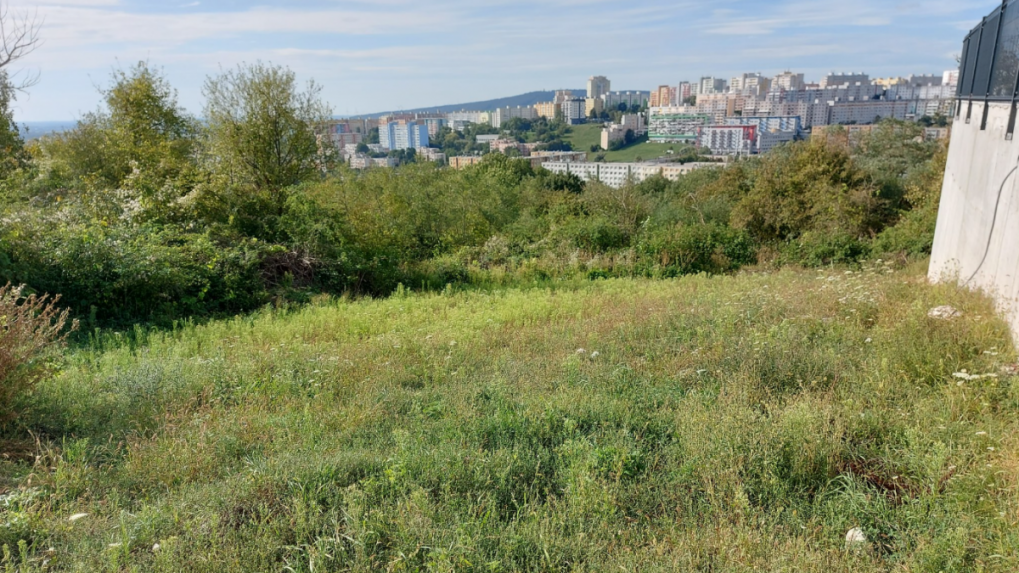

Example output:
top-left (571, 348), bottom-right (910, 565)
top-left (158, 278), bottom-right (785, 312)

top-left (1, 261), bottom-right (1018, 571)
top-left (567, 123), bottom-right (692, 162)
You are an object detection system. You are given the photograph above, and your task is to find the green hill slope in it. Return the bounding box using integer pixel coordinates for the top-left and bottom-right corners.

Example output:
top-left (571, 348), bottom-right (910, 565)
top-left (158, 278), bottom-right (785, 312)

top-left (3, 263), bottom-right (1018, 571)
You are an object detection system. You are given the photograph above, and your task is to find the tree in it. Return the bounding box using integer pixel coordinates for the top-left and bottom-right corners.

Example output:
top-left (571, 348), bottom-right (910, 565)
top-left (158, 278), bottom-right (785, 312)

top-left (0, 71), bottom-right (26, 182)
top-left (356, 141), bottom-right (370, 154)
top-left (32, 63), bottom-right (200, 221)
top-left (0, 2), bottom-right (41, 90)
top-left (203, 62), bottom-right (332, 203)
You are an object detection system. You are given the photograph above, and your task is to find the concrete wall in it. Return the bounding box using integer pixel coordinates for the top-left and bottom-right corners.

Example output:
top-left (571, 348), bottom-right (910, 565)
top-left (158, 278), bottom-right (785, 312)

top-left (930, 101), bottom-right (1019, 342)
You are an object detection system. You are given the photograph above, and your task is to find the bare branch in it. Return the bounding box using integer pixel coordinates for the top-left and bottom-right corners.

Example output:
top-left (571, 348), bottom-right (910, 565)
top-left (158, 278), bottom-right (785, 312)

top-left (0, 1), bottom-right (41, 90)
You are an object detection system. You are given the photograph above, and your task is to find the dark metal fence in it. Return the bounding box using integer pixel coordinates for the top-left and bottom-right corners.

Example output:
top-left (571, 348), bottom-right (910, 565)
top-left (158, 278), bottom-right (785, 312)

top-left (959, 0), bottom-right (1019, 101)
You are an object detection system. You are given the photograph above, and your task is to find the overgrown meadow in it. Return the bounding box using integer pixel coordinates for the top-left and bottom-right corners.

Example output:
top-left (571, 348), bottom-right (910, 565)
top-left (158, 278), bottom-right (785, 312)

top-left (0, 261), bottom-right (1017, 571)
top-left (0, 62), bottom-right (1011, 571)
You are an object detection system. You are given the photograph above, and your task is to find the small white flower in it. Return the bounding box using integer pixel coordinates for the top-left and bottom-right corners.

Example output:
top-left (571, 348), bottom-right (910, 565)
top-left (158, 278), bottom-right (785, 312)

top-left (865, 338), bottom-right (873, 344)
top-left (576, 349), bottom-right (586, 354)
top-left (68, 513), bottom-right (88, 522)
top-left (152, 543), bottom-right (161, 552)
top-left (590, 351), bottom-right (600, 359)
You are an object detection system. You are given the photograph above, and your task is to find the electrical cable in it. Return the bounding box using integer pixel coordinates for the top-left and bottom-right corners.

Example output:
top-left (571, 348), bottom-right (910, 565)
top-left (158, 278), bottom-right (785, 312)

top-left (963, 164), bottom-right (1018, 285)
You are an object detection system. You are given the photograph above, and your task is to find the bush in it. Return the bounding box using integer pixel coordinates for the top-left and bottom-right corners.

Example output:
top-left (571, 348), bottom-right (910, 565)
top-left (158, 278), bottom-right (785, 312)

top-left (780, 231), bottom-right (871, 267)
top-left (637, 223), bottom-right (756, 277)
top-left (0, 284), bottom-right (76, 425)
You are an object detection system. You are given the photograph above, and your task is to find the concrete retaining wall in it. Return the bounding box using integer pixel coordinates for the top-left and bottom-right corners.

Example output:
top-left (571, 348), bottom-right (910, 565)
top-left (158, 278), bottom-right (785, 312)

top-left (930, 101), bottom-right (1019, 342)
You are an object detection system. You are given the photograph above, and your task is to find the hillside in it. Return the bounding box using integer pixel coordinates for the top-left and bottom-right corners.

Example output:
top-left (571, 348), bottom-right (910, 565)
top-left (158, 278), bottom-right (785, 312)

top-left (352, 89), bottom-right (585, 117)
top-left (2, 263), bottom-right (1017, 570)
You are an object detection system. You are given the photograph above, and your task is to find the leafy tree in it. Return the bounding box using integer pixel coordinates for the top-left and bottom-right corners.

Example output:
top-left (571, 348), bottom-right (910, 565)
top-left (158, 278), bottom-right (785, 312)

top-left (203, 62), bottom-right (332, 206)
top-left (31, 63), bottom-right (201, 222)
top-left (0, 71), bottom-right (27, 183)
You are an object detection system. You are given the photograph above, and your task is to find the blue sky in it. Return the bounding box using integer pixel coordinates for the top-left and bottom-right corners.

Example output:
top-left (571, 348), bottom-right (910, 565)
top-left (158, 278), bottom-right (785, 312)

top-left (4, 0), bottom-right (997, 120)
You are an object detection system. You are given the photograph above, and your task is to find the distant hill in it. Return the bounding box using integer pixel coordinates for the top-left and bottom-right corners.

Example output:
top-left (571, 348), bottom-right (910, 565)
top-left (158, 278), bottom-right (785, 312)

top-left (350, 90), bottom-right (587, 118)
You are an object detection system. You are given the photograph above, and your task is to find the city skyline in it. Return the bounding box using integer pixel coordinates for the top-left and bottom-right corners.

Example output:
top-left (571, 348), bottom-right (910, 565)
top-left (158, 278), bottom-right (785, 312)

top-left (3, 0), bottom-right (996, 121)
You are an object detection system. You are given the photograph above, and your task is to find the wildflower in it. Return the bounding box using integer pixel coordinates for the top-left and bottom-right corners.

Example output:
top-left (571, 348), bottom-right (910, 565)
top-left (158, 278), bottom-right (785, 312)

top-left (577, 349), bottom-right (586, 354)
top-left (590, 351), bottom-right (600, 359)
top-left (865, 338), bottom-right (873, 344)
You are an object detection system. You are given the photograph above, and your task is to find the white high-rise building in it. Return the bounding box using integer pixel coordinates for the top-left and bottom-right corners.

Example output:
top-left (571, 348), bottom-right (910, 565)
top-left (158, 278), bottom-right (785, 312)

top-left (698, 76), bottom-right (727, 95)
top-left (587, 76), bottom-right (611, 100)
top-left (773, 71), bottom-right (806, 91)
top-left (819, 72), bottom-right (871, 88)
top-left (379, 121), bottom-right (429, 151)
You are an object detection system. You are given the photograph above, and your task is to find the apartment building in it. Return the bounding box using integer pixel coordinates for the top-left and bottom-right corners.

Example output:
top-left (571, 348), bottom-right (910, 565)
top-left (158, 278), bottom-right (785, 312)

top-left (649, 107), bottom-right (711, 142)
top-left (602, 91), bottom-right (651, 110)
top-left (587, 76), bottom-right (611, 99)
top-left (601, 114), bottom-right (647, 149)
top-left (492, 106), bottom-right (538, 128)
top-left (542, 161), bottom-right (718, 188)
top-left (819, 72), bottom-right (871, 88)
top-left (699, 125), bottom-right (757, 155)
top-left (650, 85), bottom-right (676, 107)
top-left (697, 77), bottom-right (727, 95)
top-left (380, 121), bottom-right (429, 151)
top-left (448, 156), bottom-right (485, 169)
top-left (772, 71), bottom-right (806, 91)
top-left (562, 99), bottom-right (588, 124)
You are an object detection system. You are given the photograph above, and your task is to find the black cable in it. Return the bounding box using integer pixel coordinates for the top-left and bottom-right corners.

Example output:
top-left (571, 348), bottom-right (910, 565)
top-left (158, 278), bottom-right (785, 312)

top-left (964, 165), bottom-right (1018, 285)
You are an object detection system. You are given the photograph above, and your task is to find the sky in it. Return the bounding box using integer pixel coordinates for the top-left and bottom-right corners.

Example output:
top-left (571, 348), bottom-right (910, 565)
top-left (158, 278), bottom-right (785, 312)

top-left (2, 0), bottom-right (999, 121)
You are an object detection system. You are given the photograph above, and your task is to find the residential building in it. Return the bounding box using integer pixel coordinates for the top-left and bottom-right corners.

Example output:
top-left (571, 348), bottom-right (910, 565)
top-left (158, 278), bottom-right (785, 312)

top-left (730, 73), bottom-right (771, 96)
top-left (699, 125), bottom-right (757, 156)
top-left (476, 134), bottom-right (501, 146)
top-left (602, 91), bottom-right (651, 110)
top-left (542, 161), bottom-right (718, 188)
top-left (349, 155), bottom-right (398, 169)
top-left (698, 77), bottom-right (727, 95)
top-left (724, 116), bottom-right (802, 153)
top-left (446, 110), bottom-right (491, 126)
top-left (561, 98), bottom-right (587, 124)
top-left (772, 71), bottom-right (805, 91)
top-left (650, 85), bottom-right (676, 107)
top-left (492, 106), bottom-right (538, 128)
top-left (535, 101), bottom-right (558, 119)
top-left (420, 117), bottom-right (447, 137)
top-left (585, 98), bottom-right (605, 117)
top-left (826, 100), bottom-right (911, 125)
top-left (601, 114), bottom-right (647, 149)
top-left (819, 72), bottom-right (871, 88)
top-left (587, 76), bottom-right (611, 99)
top-left (678, 82), bottom-right (693, 102)
top-left (448, 156), bottom-right (485, 169)
top-left (554, 90), bottom-right (575, 105)
top-left (649, 106), bottom-right (711, 142)
top-left (943, 70), bottom-right (960, 87)
top-left (695, 93), bottom-right (736, 123)
top-left (415, 147), bottom-right (447, 163)
top-left (379, 120), bottom-right (429, 151)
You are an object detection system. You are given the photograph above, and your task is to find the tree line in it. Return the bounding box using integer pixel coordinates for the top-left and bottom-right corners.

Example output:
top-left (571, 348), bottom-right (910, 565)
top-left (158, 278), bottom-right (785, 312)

top-left (0, 63), bottom-right (947, 330)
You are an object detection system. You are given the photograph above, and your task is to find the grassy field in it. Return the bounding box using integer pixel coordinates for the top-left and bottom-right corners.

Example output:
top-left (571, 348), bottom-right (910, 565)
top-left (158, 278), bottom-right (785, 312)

top-left (568, 123), bottom-right (691, 162)
top-left (2, 262), bottom-right (1018, 571)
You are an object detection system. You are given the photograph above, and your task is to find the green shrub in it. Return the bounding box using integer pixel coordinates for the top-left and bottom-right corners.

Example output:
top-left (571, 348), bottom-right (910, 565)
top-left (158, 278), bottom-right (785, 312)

top-left (637, 222), bottom-right (756, 277)
top-left (780, 231), bottom-right (871, 267)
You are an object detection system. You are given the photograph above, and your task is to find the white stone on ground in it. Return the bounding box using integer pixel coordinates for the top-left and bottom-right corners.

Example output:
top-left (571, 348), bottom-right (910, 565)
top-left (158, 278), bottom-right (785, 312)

top-left (928, 306), bottom-right (962, 320)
